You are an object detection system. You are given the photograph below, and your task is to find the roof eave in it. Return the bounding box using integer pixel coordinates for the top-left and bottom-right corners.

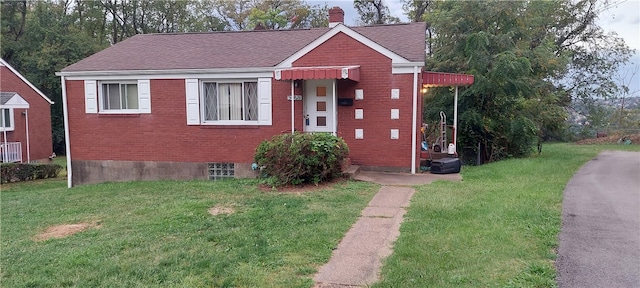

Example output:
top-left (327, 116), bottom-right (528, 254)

top-left (56, 67), bottom-right (278, 78)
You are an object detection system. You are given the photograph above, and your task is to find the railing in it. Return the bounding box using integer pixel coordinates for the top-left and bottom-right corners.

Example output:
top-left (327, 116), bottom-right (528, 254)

top-left (0, 142), bottom-right (22, 163)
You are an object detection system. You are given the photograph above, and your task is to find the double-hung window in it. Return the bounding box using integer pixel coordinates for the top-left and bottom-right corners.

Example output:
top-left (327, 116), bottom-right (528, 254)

top-left (0, 108), bottom-right (14, 131)
top-left (202, 81), bottom-right (258, 122)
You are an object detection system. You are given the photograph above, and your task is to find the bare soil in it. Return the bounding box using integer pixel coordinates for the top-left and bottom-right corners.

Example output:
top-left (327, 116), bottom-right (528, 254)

top-left (576, 134), bottom-right (640, 145)
top-left (208, 205), bottom-right (235, 215)
top-left (34, 221), bottom-right (101, 241)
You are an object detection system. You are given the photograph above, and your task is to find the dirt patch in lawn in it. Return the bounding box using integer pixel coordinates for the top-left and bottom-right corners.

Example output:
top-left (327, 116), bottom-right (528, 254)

top-left (208, 205), bottom-right (235, 216)
top-left (34, 221), bottom-right (101, 241)
top-left (258, 178), bottom-right (346, 194)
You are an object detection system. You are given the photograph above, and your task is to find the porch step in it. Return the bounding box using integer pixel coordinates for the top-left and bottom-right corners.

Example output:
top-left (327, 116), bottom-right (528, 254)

top-left (344, 165), bottom-right (361, 179)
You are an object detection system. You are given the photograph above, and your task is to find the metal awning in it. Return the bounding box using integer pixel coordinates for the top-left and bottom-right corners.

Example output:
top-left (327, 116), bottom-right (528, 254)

top-left (274, 65), bottom-right (360, 82)
top-left (422, 71), bottom-right (474, 87)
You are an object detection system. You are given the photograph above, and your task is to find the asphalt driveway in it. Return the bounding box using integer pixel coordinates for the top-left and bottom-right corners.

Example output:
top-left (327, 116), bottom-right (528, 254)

top-left (557, 150), bottom-right (640, 288)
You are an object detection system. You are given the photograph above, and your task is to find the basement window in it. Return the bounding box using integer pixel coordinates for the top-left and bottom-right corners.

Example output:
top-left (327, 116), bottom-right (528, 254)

top-left (208, 162), bottom-right (235, 180)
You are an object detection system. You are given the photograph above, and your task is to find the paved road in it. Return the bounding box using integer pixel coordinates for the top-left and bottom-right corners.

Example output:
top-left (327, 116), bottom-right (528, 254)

top-left (557, 151), bottom-right (640, 288)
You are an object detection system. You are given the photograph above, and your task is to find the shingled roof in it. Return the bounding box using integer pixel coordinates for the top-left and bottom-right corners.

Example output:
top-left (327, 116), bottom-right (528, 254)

top-left (61, 22), bottom-right (426, 72)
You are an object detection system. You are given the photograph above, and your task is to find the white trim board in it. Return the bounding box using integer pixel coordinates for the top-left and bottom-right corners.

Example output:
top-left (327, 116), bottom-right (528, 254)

top-left (277, 24), bottom-right (414, 68)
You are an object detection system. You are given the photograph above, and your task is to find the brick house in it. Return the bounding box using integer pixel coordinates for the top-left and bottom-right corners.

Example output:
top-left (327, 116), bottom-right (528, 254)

top-left (1, 58), bottom-right (54, 163)
top-left (57, 7), bottom-right (473, 186)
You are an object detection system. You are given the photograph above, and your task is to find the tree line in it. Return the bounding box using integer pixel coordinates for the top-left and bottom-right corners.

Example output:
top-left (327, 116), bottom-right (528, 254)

top-left (1, 0), bottom-right (634, 163)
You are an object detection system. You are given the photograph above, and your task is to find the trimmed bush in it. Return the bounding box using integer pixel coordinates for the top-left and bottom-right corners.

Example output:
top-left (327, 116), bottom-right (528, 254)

top-left (255, 133), bottom-right (349, 186)
top-left (0, 163), bottom-right (63, 184)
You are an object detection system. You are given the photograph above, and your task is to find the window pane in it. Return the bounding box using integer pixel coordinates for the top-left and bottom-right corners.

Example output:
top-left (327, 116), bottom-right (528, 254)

top-left (317, 101), bottom-right (326, 112)
top-left (219, 83), bottom-right (242, 120)
top-left (203, 83), bottom-right (218, 121)
top-left (244, 82), bottom-right (258, 121)
top-left (317, 116), bottom-right (327, 126)
top-left (1, 109), bottom-right (9, 127)
top-left (317, 86), bottom-right (326, 97)
top-left (202, 83), bottom-right (218, 121)
top-left (126, 84), bottom-right (138, 109)
top-left (103, 83), bottom-right (121, 110)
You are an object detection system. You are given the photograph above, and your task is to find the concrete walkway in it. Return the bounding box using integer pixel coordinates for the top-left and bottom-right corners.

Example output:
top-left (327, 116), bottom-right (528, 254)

top-left (313, 171), bottom-right (461, 287)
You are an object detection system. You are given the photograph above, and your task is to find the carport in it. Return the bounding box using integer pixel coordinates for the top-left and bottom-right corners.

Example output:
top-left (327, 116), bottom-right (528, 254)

top-left (422, 71), bottom-right (475, 149)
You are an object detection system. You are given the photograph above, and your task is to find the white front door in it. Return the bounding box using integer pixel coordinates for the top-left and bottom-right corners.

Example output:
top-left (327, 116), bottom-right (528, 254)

top-left (304, 80), bottom-right (335, 133)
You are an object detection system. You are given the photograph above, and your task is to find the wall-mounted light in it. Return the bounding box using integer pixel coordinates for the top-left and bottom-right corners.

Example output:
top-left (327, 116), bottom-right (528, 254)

top-left (421, 86), bottom-right (428, 94)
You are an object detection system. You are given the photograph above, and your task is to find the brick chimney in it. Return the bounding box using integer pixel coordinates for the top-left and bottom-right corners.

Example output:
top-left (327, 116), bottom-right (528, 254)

top-left (328, 6), bottom-right (344, 28)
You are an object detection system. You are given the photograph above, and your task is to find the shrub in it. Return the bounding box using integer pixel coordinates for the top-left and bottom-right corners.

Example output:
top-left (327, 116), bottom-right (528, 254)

top-left (0, 163), bottom-right (63, 184)
top-left (255, 133), bottom-right (349, 186)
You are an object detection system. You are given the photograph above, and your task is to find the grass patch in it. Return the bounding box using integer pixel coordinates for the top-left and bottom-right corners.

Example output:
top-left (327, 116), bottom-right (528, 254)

top-left (1, 178), bottom-right (379, 287)
top-left (374, 143), bottom-right (640, 288)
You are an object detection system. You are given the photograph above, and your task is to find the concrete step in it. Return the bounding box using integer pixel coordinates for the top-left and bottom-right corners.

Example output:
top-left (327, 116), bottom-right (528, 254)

top-left (344, 165), bottom-right (361, 179)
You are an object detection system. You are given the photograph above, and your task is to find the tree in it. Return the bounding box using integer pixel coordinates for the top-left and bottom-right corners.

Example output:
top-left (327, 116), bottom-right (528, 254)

top-left (0, 0), bottom-right (28, 62)
top-left (354, 0), bottom-right (400, 25)
top-left (421, 0), bottom-right (631, 162)
top-left (209, 0), bottom-right (328, 30)
top-left (401, 0), bottom-right (432, 22)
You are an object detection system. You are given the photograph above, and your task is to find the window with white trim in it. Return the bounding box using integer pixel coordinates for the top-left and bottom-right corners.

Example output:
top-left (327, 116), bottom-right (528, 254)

top-left (0, 108), bottom-right (14, 131)
top-left (202, 81), bottom-right (258, 122)
top-left (86, 79), bottom-right (151, 114)
top-left (185, 78), bottom-right (271, 126)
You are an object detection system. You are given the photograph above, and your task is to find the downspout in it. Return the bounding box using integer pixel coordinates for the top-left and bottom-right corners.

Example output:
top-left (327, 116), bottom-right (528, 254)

top-left (60, 76), bottom-right (72, 188)
top-left (411, 66), bottom-right (419, 174)
top-left (2, 128), bottom-right (6, 163)
top-left (25, 109), bottom-right (30, 163)
top-left (291, 80), bottom-right (295, 134)
top-left (453, 86), bottom-right (458, 148)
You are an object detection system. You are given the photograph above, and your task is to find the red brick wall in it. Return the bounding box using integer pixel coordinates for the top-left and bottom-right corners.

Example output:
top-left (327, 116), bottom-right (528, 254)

top-left (0, 66), bottom-right (53, 162)
top-left (66, 32), bottom-right (421, 170)
top-left (293, 32), bottom-right (420, 169)
top-left (67, 79), bottom-right (301, 163)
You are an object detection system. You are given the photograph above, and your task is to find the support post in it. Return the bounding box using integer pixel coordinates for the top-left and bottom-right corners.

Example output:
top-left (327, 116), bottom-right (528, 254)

top-left (411, 66), bottom-right (419, 174)
top-left (453, 86), bottom-right (459, 147)
top-left (25, 109), bottom-right (30, 163)
top-left (332, 79), bottom-right (337, 136)
top-left (291, 80), bottom-right (295, 134)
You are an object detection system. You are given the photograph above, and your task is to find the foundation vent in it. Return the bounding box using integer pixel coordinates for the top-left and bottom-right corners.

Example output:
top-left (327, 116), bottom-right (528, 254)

top-left (208, 163), bottom-right (235, 180)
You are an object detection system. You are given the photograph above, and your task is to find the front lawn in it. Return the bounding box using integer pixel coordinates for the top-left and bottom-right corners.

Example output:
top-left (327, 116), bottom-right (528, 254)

top-left (374, 143), bottom-right (640, 287)
top-left (1, 178), bottom-right (379, 287)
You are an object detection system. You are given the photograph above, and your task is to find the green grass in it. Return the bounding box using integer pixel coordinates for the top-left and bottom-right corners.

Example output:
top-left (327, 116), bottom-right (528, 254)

top-left (3, 144), bottom-right (638, 287)
top-left (374, 143), bottom-right (640, 288)
top-left (1, 178), bottom-right (379, 287)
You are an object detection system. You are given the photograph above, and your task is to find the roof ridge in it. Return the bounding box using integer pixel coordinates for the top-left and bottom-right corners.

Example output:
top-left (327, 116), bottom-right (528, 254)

top-left (140, 27), bottom-right (329, 37)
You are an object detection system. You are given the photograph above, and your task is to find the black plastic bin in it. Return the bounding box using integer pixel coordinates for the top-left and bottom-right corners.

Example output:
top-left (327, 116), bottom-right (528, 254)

top-left (430, 157), bottom-right (461, 174)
